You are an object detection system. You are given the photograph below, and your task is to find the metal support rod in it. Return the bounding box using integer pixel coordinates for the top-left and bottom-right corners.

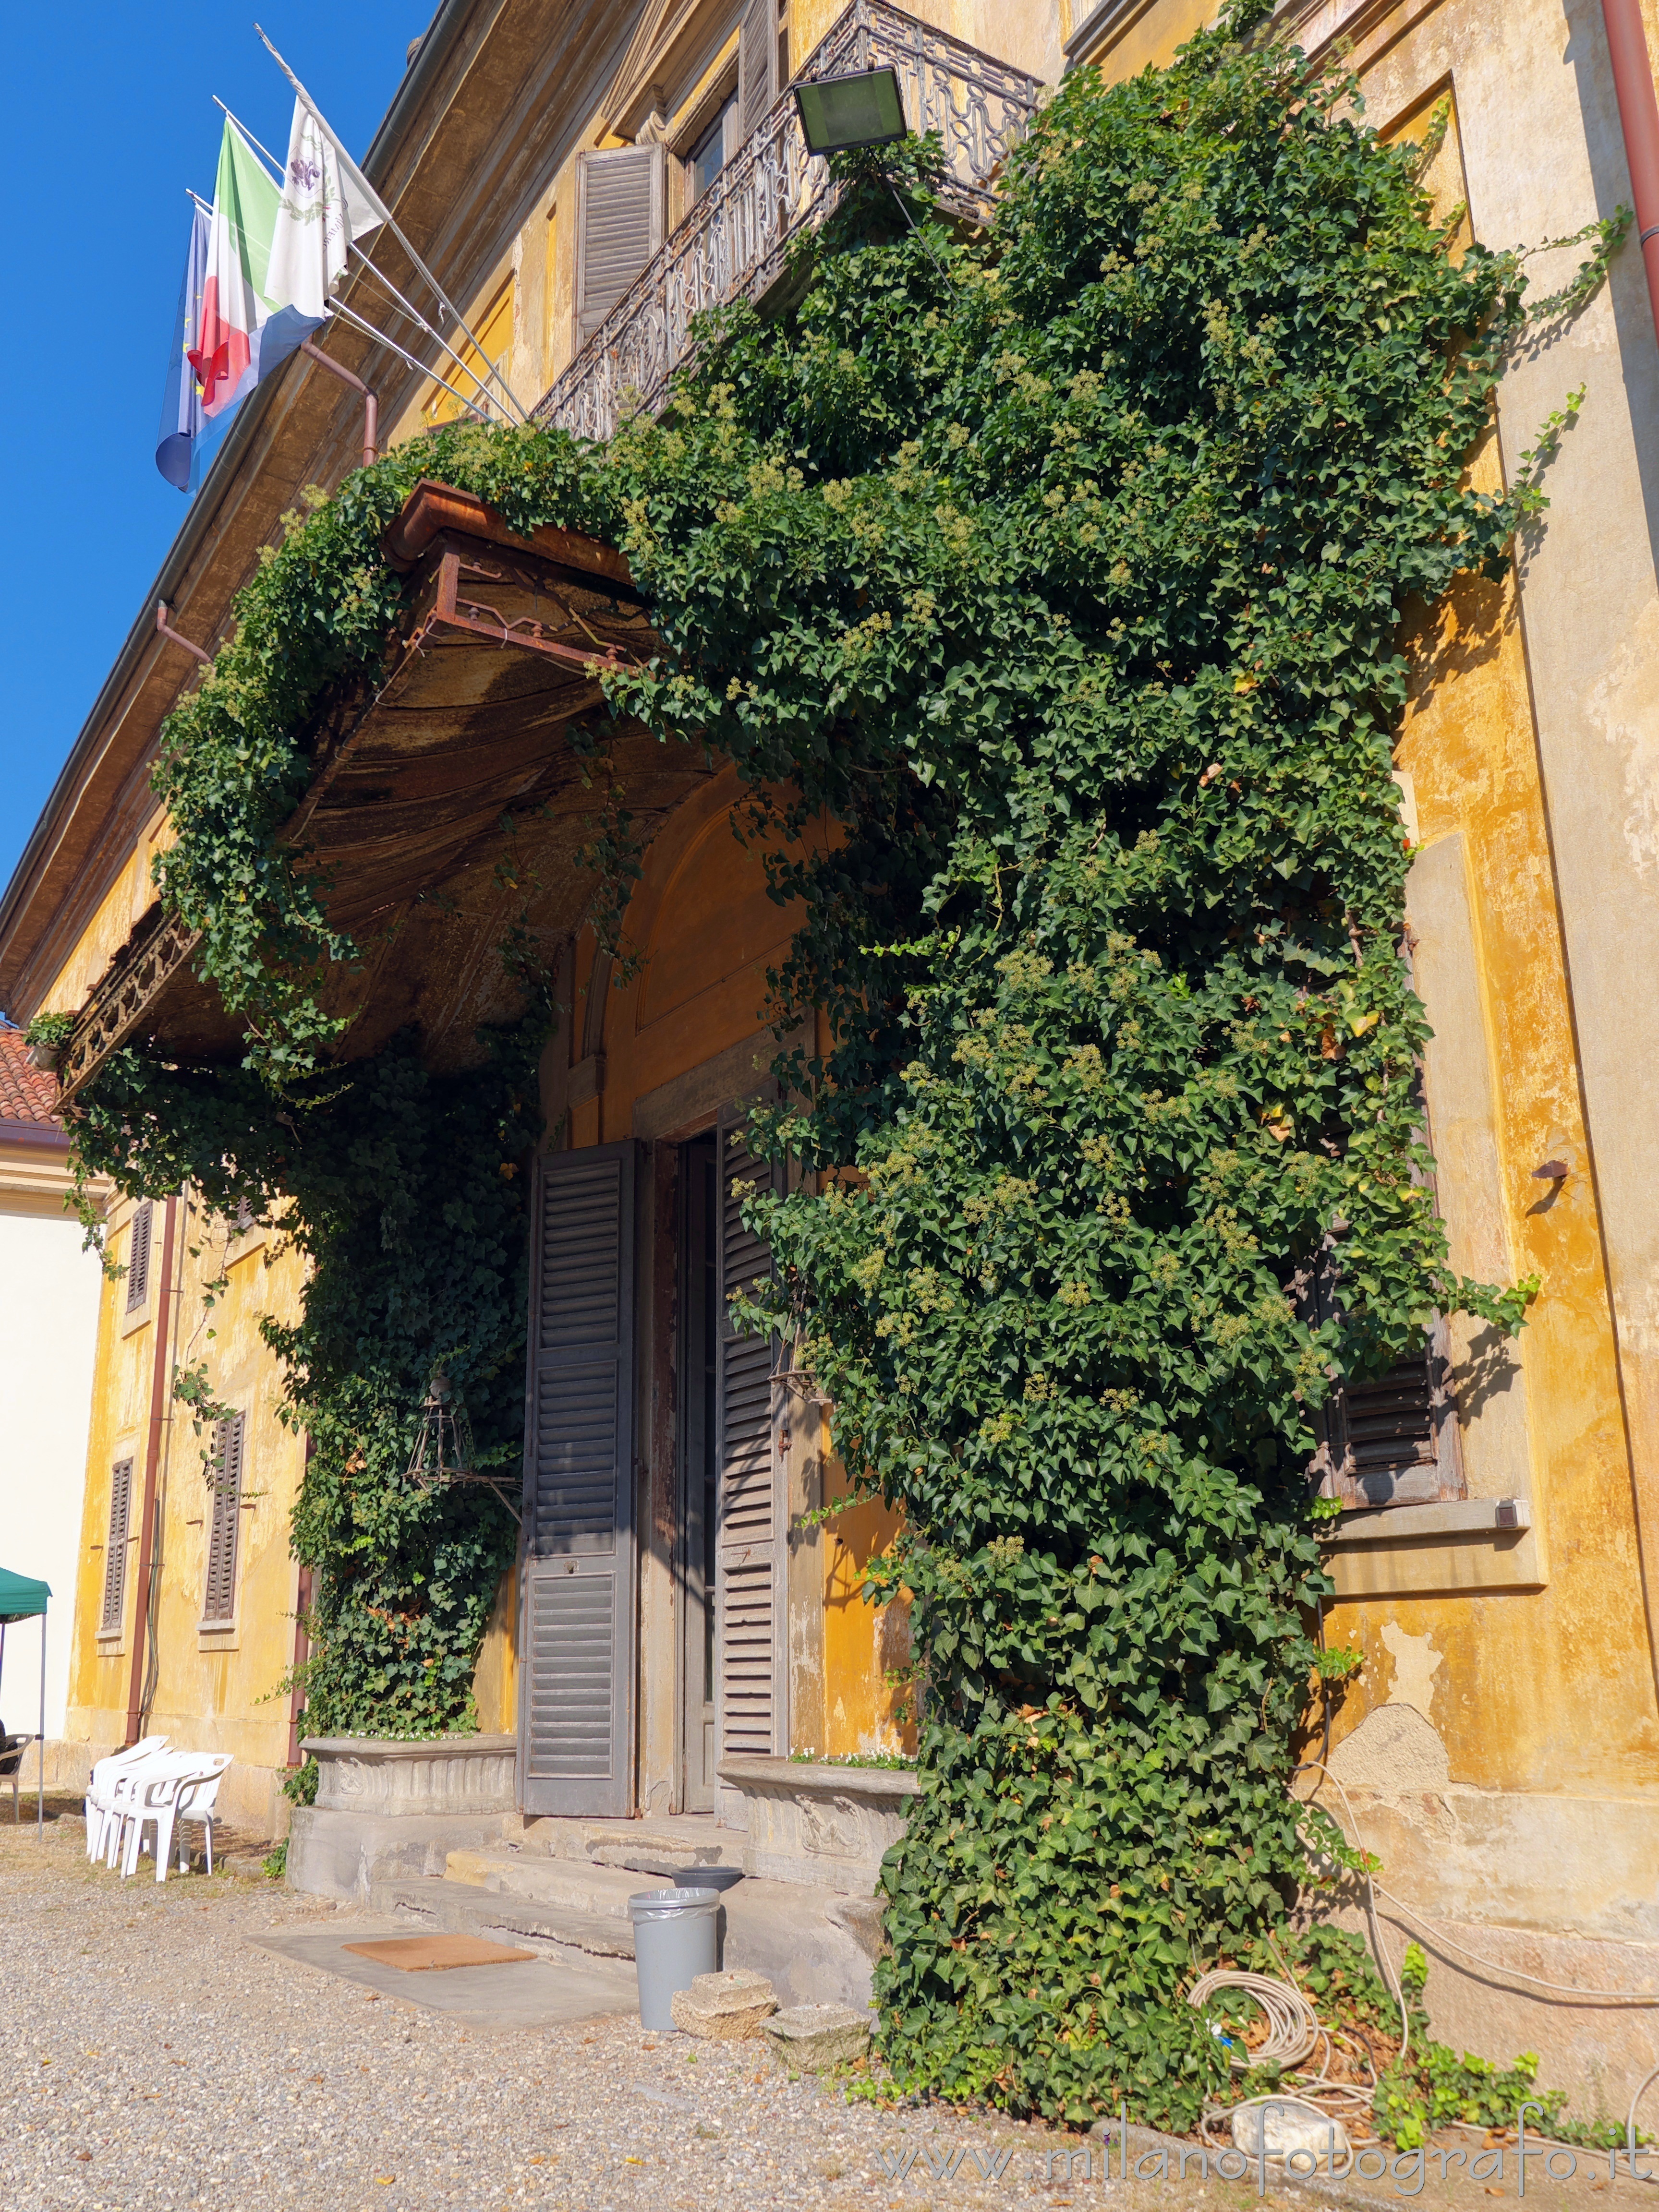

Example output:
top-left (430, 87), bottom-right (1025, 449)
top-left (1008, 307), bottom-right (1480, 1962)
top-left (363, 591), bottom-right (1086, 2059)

top-left (1602, 0), bottom-right (1659, 360)
top-left (36, 1612), bottom-right (44, 1839)
top-left (327, 298), bottom-right (490, 425)
top-left (300, 338), bottom-right (378, 467)
top-left (343, 246), bottom-right (504, 420)
top-left (156, 602), bottom-right (213, 666)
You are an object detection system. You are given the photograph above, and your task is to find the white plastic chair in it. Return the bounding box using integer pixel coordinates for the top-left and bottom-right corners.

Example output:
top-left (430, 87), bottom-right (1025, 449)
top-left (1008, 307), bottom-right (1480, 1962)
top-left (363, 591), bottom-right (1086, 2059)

top-left (103, 1750), bottom-right (193, 1870)
top-left (121, 1755), bottom-right (233, 1882)
top-left (167, 1760), bottom-right (233, 1878)
top-left (84, 1738), bottom-right (168, 1861)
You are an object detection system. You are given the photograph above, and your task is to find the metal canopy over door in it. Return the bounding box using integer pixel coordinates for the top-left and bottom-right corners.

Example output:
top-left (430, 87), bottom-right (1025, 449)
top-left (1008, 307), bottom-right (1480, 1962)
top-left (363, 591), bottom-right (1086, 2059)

top-left (714, 1102), bottom-right (786, 1818)
top-left (520, 1142), bottom-right (638, 1817)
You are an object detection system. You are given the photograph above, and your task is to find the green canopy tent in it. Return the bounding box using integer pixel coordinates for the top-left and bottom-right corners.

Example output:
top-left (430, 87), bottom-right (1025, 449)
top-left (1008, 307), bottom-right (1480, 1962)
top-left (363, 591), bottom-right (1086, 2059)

top-left (0, 1568), bottom-right (51, 1835)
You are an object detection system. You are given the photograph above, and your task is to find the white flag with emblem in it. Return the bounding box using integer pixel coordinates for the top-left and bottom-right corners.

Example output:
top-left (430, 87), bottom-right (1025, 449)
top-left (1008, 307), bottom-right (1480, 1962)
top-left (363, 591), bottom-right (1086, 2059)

top-left (266, 98), bottom-right (382, 321)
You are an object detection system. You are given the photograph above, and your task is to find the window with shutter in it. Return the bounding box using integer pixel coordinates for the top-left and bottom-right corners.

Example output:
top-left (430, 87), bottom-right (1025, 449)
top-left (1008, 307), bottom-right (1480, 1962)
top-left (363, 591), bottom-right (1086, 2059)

top-left (519, 1142), bottom-right (639, 1817)
top-left (125, 1201), bottom-right (153, 1313)
top-left (100, 1458), bottom-right (134, 1634)
top-left (715, 1102), bottom-right (786, 1812)
top-left (739, 0), bottom-right (777, 141)
top-left (202, 1411), bottom-right (245, 1626)
top-left (1306, 1233), bottom-right (1464, 1510)
top-left (574, 144), bottom-right (666, 344)
top-left (1313, 1320), bottom-right (1464, 1509)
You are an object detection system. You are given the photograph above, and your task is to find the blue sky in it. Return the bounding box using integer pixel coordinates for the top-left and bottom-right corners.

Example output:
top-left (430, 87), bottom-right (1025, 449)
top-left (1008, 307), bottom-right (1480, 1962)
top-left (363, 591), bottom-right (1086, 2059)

top-left (0, 6), bottom-right (425, 936)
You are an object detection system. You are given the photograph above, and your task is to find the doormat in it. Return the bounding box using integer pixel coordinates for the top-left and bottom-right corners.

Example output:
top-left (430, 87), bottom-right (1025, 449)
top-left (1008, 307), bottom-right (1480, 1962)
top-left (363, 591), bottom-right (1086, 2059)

top-left (341, 1934), bottom-right (538, 1972)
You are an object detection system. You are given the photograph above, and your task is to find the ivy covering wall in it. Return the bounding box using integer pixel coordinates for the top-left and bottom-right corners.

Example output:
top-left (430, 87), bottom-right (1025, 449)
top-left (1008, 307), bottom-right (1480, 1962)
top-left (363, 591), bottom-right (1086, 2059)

top-left (66, 1), bottom-right (1612, 2120)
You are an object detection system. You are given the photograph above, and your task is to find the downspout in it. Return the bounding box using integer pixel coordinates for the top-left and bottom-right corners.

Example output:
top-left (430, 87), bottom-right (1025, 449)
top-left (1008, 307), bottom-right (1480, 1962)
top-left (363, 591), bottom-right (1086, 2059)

top-left (1602, 0), bottom-right (1659, 354)
top-left (139, 1188), bottom-right (190, 1734)
top-left (124, 1191), bottom-right (181, 1745)
top-left (287, 1444), bottom-right (316, 1770)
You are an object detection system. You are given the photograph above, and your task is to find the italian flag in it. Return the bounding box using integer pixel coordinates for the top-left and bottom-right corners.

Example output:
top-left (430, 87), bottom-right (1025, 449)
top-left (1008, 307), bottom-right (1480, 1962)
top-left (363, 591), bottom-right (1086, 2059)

top-left (189, 120), bottom-right (280, 419)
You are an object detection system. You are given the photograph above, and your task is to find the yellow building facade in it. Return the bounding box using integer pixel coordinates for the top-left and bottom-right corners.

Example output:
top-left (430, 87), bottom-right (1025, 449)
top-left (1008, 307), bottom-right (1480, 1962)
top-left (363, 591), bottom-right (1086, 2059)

top-left (2, 0), bottom-right (1659, 2109)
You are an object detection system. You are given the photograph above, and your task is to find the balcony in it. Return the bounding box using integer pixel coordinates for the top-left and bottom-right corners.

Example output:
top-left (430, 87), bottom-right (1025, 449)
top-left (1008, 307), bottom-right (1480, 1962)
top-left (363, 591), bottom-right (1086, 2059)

top-left (533, 0), bottom-right (1045, 445)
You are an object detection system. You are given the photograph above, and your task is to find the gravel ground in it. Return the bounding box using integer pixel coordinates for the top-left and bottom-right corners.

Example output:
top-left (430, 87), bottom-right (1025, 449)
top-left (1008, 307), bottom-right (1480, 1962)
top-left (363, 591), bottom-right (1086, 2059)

top-left (2, 1807), bottom-right (1648, 2212)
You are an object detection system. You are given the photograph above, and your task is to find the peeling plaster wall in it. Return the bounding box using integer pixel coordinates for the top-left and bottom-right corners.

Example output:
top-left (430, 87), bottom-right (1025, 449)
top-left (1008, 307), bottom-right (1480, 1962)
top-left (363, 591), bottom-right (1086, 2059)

top-left (65, 1198), bottom-right (309, 1840)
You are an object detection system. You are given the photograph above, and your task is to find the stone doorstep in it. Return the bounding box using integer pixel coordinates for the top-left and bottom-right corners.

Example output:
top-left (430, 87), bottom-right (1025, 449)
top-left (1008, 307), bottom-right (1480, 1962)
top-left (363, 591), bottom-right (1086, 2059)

top-left (504, 1811), bottom-right (743, 1872)
top-left (375, 1875), bottom-right (637, 1960)
top-left (443, 1846), bottom-right (643, 1920)
top-left (413, 1845), bottom-right (881, 2012)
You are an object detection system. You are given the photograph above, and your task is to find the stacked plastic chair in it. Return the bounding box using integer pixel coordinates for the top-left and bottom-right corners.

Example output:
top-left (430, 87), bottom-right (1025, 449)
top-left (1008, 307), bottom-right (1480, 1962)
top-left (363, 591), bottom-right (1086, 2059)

top-left (84, 1737), bottom-right (168, 1861)
top-left (120, 1754), bottom-right (234, 1882)
top-left (84, 1741), bottom-right (236, 1881)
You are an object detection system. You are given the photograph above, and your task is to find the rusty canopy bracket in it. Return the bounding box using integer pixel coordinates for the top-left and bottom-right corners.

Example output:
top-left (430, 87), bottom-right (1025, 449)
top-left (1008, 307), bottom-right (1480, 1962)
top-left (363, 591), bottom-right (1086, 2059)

top-left (59, 906), bottom-right (202, 1104)
top-left (421, 547), bottom-right (640, 674)
top-left (381, 478), bottom-right (636, 589)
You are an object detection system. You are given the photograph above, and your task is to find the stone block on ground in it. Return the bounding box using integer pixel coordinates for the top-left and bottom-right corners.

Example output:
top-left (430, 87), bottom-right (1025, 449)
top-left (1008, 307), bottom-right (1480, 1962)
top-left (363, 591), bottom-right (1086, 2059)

top-left (1231, 2099), bottom-right (1351, 2168)
top-left (669, 1968), bottom-right (778, 2038)
top-left (760, 2001), bottom-right (871, 2069)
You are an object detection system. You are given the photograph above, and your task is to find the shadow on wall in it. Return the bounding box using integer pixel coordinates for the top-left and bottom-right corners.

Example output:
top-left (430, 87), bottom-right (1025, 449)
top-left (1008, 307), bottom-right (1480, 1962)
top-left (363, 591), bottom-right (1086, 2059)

top-left (824, 1498), bottom-right (916, 1758)
top-left (1563, 0), bottom-right (1659, 590)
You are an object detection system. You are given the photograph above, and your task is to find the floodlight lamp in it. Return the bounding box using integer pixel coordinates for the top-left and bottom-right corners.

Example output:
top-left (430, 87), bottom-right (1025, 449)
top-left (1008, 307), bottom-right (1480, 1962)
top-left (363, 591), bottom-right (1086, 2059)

top-left (794, 67), bottom-right (907, 156)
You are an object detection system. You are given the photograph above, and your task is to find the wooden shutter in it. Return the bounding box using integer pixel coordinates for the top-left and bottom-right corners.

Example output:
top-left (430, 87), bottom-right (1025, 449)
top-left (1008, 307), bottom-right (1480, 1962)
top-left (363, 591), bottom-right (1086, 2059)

top-left (739, 0), bottom-right (777, 141)
top-left (1315, 1322), bottom-right (1464, 1509)
top-left (1307, 1235), bottom-right (1464, 1510)
top-left (715, 1102), bottom-right (785, 1812)
top-left (519, 1142), bottom-right (638, 1817)
top-left (574, 144), bottom-right (666, 343)
top-left (100, 1458), bottom-right (134, 1634)
top-left (202, 1411), bottom-right (245, 1625)
top-left (125, 1201), bottom-right (153, 1313)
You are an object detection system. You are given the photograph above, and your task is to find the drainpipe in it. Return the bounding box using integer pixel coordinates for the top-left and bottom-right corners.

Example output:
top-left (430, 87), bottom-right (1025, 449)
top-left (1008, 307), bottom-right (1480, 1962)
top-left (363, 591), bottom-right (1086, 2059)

top-left (124, 1191), bottom-right (181, 1745)
top-left (300, 339), bottom-right (379, 469)
top-left (1602, 0), bottom-right (1659, 357)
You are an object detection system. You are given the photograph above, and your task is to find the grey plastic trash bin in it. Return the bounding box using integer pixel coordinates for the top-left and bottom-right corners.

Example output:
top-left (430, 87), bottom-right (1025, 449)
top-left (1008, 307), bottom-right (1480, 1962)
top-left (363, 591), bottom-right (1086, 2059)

top-left (628, 1886), bottom-right (720, 2030)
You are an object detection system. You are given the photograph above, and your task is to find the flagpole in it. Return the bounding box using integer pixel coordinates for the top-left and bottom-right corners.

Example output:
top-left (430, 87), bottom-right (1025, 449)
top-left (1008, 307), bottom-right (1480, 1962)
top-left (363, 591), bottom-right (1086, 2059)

top-left (206, 108), bottom-right (508, 421)
top-left (253, 24), bottom-right (528, 424)
top-left (212, 97), bottom-right (283, 179)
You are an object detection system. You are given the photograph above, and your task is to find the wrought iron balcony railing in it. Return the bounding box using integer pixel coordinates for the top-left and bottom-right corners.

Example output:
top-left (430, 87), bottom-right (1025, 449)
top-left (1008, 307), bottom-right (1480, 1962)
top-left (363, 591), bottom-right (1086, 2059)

top-left (533, 0), bottom-right (1044, 445)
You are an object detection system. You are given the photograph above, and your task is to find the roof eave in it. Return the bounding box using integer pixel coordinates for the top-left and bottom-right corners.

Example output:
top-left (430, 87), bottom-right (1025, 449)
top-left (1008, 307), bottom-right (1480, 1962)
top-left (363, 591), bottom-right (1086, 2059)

top-left (0, 0), bottom-right (483, 1016)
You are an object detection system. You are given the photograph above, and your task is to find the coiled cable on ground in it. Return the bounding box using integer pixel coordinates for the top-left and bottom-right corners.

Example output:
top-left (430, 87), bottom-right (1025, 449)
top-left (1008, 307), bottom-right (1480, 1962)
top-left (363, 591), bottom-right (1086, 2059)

top-left (1183, 1762), bottom-right (1659, 2160)
top-left (1188, 1969), bottom-right (1322, 2073)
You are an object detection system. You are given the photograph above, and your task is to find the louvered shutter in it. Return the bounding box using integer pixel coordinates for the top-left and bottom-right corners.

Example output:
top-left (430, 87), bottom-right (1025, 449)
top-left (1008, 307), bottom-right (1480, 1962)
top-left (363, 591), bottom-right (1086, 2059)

top-left (126, 1201), bottom-right (153, 1313)
top-left (574, 144), bottom-right (666, 343)
top-left (519, 1142), bottom-right (638, 1816)
top-left (739, 0), bottom-right (777, 141)
top-left (202, 1412), bottom-right (245, 1625)
top-left (1307, 1240), bottom-right (1464, 1508)
top-left (715, 1103), bottom-right (785, 1813)
top-left (1315, 1320), bottom-right (1464, 1509)
top-left (101, 1458), bottom-right (133, 1633)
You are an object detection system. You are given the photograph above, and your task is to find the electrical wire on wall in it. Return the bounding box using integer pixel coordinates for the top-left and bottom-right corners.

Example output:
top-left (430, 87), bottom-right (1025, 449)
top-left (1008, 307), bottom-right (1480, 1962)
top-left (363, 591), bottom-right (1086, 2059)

top-left (1191, 1761), bottom-right (1659, 2165)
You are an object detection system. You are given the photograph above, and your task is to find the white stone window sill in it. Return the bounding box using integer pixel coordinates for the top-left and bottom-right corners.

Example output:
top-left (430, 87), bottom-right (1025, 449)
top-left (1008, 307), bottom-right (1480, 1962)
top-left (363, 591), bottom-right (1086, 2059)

top-left (1325, 1498), bottom-right (1530, 1546)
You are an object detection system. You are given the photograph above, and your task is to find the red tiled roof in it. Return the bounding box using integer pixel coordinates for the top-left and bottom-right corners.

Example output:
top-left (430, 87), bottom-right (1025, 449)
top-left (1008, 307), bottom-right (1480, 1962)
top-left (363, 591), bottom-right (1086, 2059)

top-left (0, 1025), bottom-right (63, 1130)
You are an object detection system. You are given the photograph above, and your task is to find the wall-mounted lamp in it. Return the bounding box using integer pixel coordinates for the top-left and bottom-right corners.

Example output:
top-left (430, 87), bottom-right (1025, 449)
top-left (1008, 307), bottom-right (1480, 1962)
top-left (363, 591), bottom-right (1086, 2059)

top-left (794, 67), bottom-right (908, 156)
